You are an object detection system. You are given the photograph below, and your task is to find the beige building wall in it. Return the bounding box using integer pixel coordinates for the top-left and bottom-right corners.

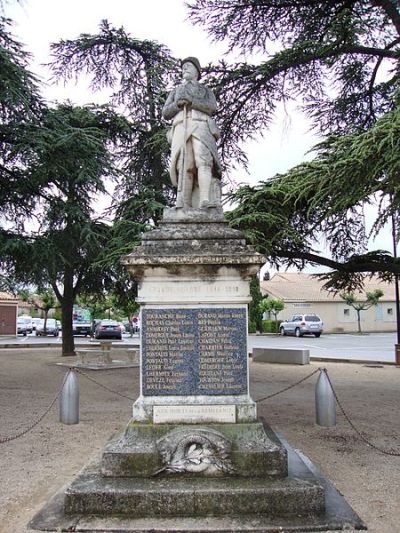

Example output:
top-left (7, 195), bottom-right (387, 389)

top-left (261, 273), bottom-right (397, 334)
top-left (280, 300), bottom-right (396, 333)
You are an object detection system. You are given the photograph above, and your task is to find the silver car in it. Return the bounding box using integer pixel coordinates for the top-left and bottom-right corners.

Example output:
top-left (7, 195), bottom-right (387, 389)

top-left (280, 314), bottom-right (323, 338)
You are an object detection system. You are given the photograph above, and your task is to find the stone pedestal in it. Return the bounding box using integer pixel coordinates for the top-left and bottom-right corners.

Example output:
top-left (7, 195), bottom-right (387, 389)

top-left (122, 208), bottom-right (262, 427)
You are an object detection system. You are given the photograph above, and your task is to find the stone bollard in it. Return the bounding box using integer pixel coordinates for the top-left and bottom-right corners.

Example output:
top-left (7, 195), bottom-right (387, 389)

top-left (315, 368), bottom-right (336, 427)
top-left (60, 369), bottom-right (79, 425)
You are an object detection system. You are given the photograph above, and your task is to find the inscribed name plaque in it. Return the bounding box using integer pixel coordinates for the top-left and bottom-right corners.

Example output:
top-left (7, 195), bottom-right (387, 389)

top-left (153, 405), bottom-right (236, 424)
top-left (142, 307), bottom-right (247, 396)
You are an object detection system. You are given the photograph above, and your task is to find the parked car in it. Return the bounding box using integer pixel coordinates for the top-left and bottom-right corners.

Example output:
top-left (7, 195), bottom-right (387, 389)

top-left (279, 314), bottom-right (323, 337)
top-left (36, 318), bottom-right (60, 336)
top-left (32, 317), bottom-right (42, 331)
top-left (94, 320), bottom-right (122, 340)
top-left (17, 317), bottom-right (28, 336)
top-left (18, 315), bottom-right (33, 334)
top-left (72, 321), bottom-right (92, 336)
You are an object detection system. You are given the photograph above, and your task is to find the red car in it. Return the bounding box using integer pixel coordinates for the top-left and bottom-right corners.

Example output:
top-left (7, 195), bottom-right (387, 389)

top-left (94, 320), bottom-right (122, 340)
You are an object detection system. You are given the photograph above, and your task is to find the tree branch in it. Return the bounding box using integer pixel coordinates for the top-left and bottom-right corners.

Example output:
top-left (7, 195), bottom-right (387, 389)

top-left (51, 281), bottom-right (62, 303)
top-left (367, 37), bottom-right (400, 120)
top-left (372, 0), bottom-right (400, 36)
top-left (277, 249), bottom-right (400, 275)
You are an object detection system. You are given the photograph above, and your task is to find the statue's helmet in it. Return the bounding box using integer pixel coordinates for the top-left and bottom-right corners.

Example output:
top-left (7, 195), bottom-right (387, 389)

top-left (181, 57), bottom-right (201, 79)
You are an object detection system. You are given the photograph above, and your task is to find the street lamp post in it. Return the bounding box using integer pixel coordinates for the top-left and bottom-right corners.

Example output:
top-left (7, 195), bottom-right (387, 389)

top-left (391, 210), bottom-right (400, 364)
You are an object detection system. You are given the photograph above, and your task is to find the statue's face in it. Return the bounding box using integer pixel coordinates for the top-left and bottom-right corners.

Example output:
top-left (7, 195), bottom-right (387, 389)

top-left (182, 62), bottom-right (199, 81)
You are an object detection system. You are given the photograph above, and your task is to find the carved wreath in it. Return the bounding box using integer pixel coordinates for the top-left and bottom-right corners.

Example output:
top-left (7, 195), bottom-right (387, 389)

top-left (154, 428), bottom-right (235, 476)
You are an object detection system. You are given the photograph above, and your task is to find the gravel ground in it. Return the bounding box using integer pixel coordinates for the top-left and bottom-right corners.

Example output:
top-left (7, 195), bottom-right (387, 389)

top-left (0, 348), bottom-right (399, 533)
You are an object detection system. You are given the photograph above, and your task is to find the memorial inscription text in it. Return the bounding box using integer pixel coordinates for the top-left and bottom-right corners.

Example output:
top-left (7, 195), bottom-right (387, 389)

top-left (142, 308), bottom-right (247, 396)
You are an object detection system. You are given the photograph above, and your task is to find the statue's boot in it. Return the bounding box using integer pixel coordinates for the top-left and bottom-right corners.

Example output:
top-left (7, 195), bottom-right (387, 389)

top-left (198, 165), bottom-right (212, 208)
top-left (176, 171), bottom-right (194, 209)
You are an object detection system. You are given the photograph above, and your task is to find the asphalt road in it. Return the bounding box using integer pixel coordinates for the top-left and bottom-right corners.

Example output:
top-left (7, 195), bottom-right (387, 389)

top-left (1, 331), bottom-right (398, 363)
top-left (0, 332), bottom-right (139, 347)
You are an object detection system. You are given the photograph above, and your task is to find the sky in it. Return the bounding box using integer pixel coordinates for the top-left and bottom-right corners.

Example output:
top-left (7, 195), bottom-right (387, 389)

top-left (6, 0), bottom-right (319, 182)
top-left (4, 0), bottom-right (395, 262)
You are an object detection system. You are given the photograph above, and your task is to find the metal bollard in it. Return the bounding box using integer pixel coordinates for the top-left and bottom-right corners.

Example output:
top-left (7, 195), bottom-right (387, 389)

top-left (60, 369), bottom-right (79, 425)
top-left (315, 368), bottom-right (336, 427)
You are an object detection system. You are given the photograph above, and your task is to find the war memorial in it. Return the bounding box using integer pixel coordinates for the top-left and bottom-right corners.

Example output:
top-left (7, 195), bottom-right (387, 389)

top-left (31, 58), bottom-right (364, 532)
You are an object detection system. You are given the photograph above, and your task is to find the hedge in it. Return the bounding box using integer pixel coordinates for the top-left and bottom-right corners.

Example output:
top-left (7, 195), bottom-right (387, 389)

top-left (262, 319), bottom-right (282, 333)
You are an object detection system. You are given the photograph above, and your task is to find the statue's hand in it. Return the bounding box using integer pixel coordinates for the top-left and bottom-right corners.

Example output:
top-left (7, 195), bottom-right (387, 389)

top-left (177, 98), bottom-right (191, 108)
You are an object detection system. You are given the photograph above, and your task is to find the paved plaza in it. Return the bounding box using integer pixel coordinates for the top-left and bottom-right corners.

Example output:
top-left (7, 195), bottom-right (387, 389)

top-left (0, 347), bottom-right (398, 532)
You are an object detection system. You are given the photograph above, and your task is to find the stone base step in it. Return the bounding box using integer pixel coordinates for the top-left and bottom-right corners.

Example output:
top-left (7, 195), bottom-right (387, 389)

top-left (65, 467), bottom-right (324, 518)
top-left (29, 434), bottom-right (366, 532)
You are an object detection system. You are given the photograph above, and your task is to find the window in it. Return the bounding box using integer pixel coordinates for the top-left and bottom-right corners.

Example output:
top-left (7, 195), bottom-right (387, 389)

top-left (305, 315), bottom-right (321, 322)
top-left (387, 308), bottom-right (393, 315)
top-left (344, 309), bottom-right (350, 316)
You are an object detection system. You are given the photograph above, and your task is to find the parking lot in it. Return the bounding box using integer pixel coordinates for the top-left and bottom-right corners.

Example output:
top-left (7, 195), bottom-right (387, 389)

top-left (249, 332), bottom-right (398, 363)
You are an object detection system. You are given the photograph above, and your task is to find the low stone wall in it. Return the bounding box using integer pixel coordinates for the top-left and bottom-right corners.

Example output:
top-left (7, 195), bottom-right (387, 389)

top-left (252, 347), bottom-right (310, 365)
top-left (76, 347), bottom-right (139, 366)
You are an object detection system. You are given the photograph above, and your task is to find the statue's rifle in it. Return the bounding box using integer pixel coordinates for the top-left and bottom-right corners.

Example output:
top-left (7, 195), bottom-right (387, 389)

top-left (177, 104), bottom-right (187, 208)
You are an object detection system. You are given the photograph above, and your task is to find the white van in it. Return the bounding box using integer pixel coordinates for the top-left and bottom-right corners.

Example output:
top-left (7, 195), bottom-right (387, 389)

top-left (18, 315), bottom-right (33, 334)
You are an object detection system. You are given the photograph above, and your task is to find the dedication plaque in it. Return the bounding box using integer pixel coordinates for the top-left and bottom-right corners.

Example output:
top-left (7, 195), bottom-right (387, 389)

top-left (142, 308), bottom-right (247, 396)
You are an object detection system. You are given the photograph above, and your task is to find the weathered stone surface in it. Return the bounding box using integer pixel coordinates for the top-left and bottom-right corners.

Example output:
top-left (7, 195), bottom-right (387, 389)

top-left (162, 206), bottom-right (225, 223)
top-left (121, 217), bottom-right (265, 280)
top-left (65, 470), bottom-right (324, 518)
top-left (101, 421), bottom-right (288, 479)
top-left (122, 216), bottom-right (264, 424)
top-left (143, 221), bottom-right (244, 242)
top-left (162, 59), bottom-right (222, 211)
top-left (29, 435), bottom-right (367, 532)
top-left (252, 347), bottom-right (310, 365)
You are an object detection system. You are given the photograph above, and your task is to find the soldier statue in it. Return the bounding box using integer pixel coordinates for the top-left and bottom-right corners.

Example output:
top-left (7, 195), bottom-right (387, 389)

top-left (162, 57), bottom-right (222, 210)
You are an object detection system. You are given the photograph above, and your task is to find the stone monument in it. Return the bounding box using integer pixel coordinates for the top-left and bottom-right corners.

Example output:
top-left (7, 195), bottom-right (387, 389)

top-left (30, 57), bottom-right (365, 532)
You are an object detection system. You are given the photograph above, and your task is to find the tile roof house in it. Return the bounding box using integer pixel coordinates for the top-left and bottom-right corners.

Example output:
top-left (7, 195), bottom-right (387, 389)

top-left (260, 272), bottom-right (397, 333)
top-left (0, 292), bottom-right (18, 336)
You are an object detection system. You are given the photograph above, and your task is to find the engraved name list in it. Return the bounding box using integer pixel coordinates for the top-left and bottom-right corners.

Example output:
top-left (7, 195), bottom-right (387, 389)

top-left (142, 308), bottom-right (247, 396)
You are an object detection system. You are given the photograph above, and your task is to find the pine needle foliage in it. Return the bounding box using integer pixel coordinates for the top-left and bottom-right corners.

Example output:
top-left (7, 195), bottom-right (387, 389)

top-left (190, 0), bottom-right (400, 290)
top-left (227, 94), bottom-right (400, 290)
top-left (189, 0), bottom-right (400, 137)
top-left (49, 20), bottom-right (178, 214)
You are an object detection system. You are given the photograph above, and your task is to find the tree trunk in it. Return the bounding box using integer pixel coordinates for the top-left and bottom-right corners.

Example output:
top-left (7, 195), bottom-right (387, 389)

top-left (43, 310), bottom-right (49, 335)
top-left (61, 266), bottom-right (76, 356)
top-left (357, 310), bottom-right (362, 334)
